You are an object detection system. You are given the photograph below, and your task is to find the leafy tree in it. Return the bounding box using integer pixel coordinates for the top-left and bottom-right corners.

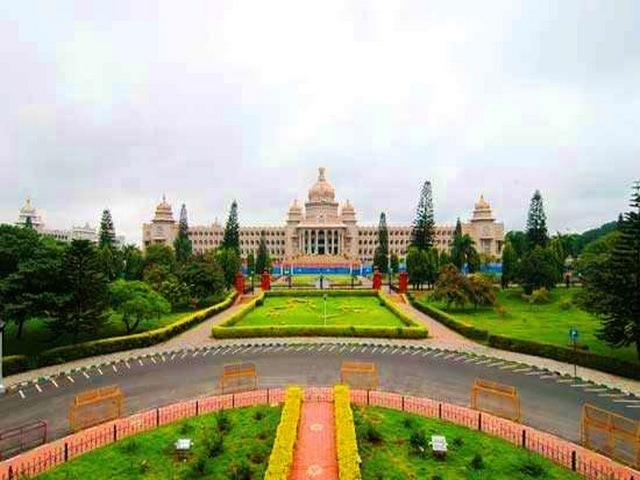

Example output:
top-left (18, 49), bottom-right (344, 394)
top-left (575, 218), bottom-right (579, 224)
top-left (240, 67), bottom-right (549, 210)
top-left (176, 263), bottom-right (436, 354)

top-left (548, 236), bottom-right (567, 279)
top-left (406, 246), bottom-right (426, 290)
top-left (578, 183), bottom-right (640, 361)
top-left (424, 248), bottom-right (439, 288)
top-left (216, 247), bottom-right (241, 287)
top-left (98, 245), bottom-right (119, 281)
top-left (246, 251), bottom-right (255, 276)
top-left (160, 277), bottom-right (192, 311)
top-left (410, 180), bottom-right (435, 251)
top-left (0, 236), bottom-right (64, 339)
top-left (255, 231), bottom-right (272, 275)
top-left (390, 252), bottom-right (399, 274)
top-left (467, 247), bottom-right (481, 274)
top-left (451, 218), bottom-right (465, 269)
top-left (174, 204), bottom-right (193, 263)
top-left (501, 241), bottom-right (518, 288)
top-left (49, 240), bottom-right (109, 338)
top-left (182, 254), bottom-right (225, 305)
top-left (373, 212), bottom-right (389, 273)
top-left (121, 244), bottom-right (144, 280)
top-left (505, 231), bottom-right (528, 259)
top-left (519, 245), bottom-right (560, 294)
top-left (439, 249), bottom-right (451, 266)
top-left (464, 274), bottom-right (497, 308)
top-left (99, 209), bottom-right (116, 249)
top-left (222, 200), bottom-right (240, 254)
top-left (109, 280), bottom-right (170, 333)
top-left (526, 190), bottom-right (548, 249)
top-left (0, 224), bottom-right (41, 278)
top-left (433, 264), bottom-right (469, 308)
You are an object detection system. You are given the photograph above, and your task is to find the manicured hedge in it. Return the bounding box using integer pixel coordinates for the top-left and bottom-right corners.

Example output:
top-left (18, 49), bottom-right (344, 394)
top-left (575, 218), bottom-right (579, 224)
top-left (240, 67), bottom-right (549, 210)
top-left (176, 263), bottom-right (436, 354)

top-left (10, 291), bottom-right (237, 373)
top-left (407, 293), bottom-right (488, 341)
top-left (406, 293), bottom-right (640, 380)
top-left (488, 334), bottom-right (640, 380)
top-left (219, 291), bottom-right (265, 327)
top-left (334, 385), bottom-right (362, 480)
top-left (2, 355), bottom-right (30, 376)
top-left (377, 291), bottom-right (424, 329)
top-left (211, 324), bottom-right (428, 339)
top-left (266, 289), bottom-right (374, 297)
top-left (264, 386), bottom-right (303, 480)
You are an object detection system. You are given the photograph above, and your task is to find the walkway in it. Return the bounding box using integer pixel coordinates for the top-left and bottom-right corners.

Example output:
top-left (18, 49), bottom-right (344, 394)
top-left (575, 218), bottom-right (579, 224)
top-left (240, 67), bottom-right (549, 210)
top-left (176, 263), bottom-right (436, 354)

top-left (291, 401), bottom-right (337, 480)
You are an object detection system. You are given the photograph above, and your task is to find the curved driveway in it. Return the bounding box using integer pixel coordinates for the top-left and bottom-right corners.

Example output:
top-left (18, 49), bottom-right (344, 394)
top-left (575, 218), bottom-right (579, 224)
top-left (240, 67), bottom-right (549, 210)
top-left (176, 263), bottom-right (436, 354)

top-left (2, 342), bottom-right (639, 444)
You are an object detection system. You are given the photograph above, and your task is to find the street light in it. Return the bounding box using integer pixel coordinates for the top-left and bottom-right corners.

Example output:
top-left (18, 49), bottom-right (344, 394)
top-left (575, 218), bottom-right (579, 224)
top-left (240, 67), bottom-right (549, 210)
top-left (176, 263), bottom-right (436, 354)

top-left (0, 319), bottom-right (6, 395)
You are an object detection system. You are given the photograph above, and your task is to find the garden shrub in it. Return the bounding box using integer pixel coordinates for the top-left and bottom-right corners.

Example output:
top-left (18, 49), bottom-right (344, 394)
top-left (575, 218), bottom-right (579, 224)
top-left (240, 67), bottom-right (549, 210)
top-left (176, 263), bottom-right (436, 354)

top-left (216, 410), bottom-right (231, 433)
top-left (519, 455), bottom-right (546, 477)
top-left (470, 453), bottom-right (485, 470)
top-left (409, 430), bottom-right (428, 456)
top-left (334, 384), bottom-right (362, 480)
top-left (264, 386), bottom-right (303, 480)
top-left (558, 298), bottom-right (573, 310)
top-left (2, 355), bottom-right (29, 376)
top-left (362, 422), bottom-right (383, 444)
top-left (529, 287), bottom-right (551, 305)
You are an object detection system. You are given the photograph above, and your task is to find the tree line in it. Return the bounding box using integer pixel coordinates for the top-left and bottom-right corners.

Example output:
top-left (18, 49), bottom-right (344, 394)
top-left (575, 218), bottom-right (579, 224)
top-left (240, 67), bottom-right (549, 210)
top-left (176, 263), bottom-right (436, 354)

top-left (0, 200), bottom-right (262, 342)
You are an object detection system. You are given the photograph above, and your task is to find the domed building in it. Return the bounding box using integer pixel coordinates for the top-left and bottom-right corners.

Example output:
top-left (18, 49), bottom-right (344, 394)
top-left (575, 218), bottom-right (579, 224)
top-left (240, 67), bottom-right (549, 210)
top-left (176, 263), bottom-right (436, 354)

top-left (142, 167), bottom-right (504, 267)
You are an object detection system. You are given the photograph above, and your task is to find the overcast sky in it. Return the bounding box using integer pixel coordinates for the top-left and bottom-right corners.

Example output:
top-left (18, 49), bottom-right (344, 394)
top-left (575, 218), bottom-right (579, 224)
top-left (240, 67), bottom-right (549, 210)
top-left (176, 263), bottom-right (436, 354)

top-left (1, 1), bottom-right (639, 244)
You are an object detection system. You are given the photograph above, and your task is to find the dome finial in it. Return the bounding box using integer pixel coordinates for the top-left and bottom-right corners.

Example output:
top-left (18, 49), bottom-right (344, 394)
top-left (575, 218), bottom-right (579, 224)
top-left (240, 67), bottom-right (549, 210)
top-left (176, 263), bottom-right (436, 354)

top-left (318, 167), bottom-right (326, 180)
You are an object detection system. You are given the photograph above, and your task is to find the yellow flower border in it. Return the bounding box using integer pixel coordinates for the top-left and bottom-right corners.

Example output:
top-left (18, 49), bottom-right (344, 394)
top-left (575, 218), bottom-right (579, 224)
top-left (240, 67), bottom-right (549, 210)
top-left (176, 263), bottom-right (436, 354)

top-left (264, 386), bottom-right (303, 479)
top-left (334, 384), bottom-right (362, 480)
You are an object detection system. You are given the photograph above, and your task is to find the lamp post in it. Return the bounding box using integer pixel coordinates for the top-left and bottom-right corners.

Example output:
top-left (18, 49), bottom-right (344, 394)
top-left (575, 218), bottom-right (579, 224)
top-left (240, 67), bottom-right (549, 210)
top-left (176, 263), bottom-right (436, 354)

top-left (0, 319), bottom-right (6, 395)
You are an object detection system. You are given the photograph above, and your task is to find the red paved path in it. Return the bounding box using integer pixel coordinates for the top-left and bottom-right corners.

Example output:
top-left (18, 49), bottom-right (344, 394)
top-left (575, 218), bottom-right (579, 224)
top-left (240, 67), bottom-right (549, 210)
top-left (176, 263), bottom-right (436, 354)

top-left (291, 402), bottom-right (338, 480)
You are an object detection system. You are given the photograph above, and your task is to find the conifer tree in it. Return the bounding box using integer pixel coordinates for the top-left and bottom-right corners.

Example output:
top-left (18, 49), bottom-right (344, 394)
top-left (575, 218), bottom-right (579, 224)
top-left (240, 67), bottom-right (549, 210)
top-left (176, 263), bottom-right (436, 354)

top-left (410, 180), bottom-right (435, 251)
top-left (256, 231), bottom-right (271, 274)
top-left (501, 241), bottom-right (518, 288)
top-left (246, 251), bottom-right (255, 275)
top-left (24, 216), bottom-right (33, 229)
top-left (580, 182), bottom-right (640, 361)
top-left (99, 209), bottom-right (116, 249)
top-left (451, 218), bottom-right (465, 269)
top-left (526, 190), bottom-right (548, 250)
top-left (222, 200), bottom-right (240, 254)
top-left (373, 212), bottom-right (389, 273)
top-left (174, 203), bottom-right (193, 263)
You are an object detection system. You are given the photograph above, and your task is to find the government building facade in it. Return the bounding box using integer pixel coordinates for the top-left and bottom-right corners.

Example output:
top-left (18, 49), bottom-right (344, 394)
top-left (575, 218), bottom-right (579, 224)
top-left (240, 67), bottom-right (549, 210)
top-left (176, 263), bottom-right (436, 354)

top-left (142, 167), bottom-right (504, 265)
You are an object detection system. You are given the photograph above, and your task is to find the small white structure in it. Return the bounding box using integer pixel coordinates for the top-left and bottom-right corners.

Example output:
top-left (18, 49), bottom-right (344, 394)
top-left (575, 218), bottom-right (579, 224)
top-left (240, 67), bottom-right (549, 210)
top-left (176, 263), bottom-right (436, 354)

top-left (430, 435), bottom-right (448, 459)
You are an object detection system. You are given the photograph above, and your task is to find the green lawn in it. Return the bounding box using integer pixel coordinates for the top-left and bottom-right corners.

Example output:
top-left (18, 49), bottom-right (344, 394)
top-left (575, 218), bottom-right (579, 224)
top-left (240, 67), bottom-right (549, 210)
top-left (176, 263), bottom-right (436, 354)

top-left (423, 288), bottom-right (638, 364)
top-left (237, 296), bottom-right (405, 327)
top-left (37, 405), bottom-right (281, 480)
top-left (3, 311), bottom-right (188, 357)
top-left (355, 406), bottom-right (580, 480)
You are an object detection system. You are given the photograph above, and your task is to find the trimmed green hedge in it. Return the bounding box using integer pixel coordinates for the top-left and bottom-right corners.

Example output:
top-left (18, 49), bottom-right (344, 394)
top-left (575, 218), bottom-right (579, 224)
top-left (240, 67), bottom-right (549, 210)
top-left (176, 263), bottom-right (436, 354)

top-left (2, 355), bottom-right (30, 376)
top-left (4, 291), bottom-right (237, 376)
top-left (266, 289), bottom-right (374, 297)
top-left (407, 293), bottom-right (640, 380)
top-left (211, 289), bottom-right (428, 339)
top-left (487, 334), bottom-right (640, 380)
top-left (211, 324), bottom-right (428, 339)
top-left (407, 293), bottom-right (488, 341)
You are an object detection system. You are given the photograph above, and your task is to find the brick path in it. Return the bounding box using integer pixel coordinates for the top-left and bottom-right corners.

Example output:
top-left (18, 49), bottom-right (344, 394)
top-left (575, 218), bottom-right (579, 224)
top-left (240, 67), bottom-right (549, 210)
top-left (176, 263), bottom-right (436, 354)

top-left (291, 401), bottom-right (337, 480)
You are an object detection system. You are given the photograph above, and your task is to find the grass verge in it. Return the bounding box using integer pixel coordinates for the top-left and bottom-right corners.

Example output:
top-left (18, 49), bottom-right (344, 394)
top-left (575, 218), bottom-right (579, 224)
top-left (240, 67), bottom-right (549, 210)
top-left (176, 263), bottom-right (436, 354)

top-left (355, 406), bottom-right (580, 480)
top-left (36, 405), bottom-right (280, 480)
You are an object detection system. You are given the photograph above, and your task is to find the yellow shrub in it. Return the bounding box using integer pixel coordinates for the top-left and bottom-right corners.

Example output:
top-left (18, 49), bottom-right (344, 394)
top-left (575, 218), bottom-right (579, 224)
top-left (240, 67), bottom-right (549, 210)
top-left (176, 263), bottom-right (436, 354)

top-left (264, 386), bottom-right (303, 480)
top-left (334, 385), bottom-right (362, 480)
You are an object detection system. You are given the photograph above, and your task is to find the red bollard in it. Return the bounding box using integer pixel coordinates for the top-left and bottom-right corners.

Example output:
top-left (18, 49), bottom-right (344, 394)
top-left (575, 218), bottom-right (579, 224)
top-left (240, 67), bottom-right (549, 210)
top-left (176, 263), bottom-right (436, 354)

top-left (398, 271), bottom-right (408, 293)
top-left (235, 272), bottom-right (245, 294)
top-left (260, 271), bottom-right (271, 291)
top-left (372, 270), bottom-right (382, 291)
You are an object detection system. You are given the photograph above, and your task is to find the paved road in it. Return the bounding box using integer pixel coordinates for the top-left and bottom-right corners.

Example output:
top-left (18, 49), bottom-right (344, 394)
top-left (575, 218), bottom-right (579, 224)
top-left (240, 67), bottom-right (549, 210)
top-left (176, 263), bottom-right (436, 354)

top-left (2, 343), bottom-right (639, 444)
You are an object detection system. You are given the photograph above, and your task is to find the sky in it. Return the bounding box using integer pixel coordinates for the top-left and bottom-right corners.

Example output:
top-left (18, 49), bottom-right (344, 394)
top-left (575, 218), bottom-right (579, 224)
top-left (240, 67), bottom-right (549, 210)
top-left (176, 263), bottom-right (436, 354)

top-left (1, 0), bottom-right (639, 245)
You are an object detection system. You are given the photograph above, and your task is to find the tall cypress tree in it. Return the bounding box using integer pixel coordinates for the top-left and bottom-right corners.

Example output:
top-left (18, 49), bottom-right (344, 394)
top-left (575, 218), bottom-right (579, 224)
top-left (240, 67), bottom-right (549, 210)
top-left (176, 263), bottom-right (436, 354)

top-left (99, 209), bottom-right (116, 249)
top-left (501, 241), bottom-right (518, 288)
top-left (24, 216), bottom-right (33, 229)
top-left (222, 200), bottom-right (240, 254)
top-left (256, 231), bottom-right (271, 274)
top-left (580, 182), bottom-right (640, 361)
top-left (526, 190), bottom-right (548, 250)
top-left (373, 212), bottom-right (389, 273)
top-left (174, 203), bottom-right (193, 263)
top-left (451, 218), bottom-right (465, 269)
top-left (410, 180), bottom-right (435, 251)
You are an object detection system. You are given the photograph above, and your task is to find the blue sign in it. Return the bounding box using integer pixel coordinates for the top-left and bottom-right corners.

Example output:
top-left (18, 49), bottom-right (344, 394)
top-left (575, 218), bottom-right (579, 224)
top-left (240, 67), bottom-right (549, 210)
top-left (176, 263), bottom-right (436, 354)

top-left (570, 328), bottom-right (578, 341)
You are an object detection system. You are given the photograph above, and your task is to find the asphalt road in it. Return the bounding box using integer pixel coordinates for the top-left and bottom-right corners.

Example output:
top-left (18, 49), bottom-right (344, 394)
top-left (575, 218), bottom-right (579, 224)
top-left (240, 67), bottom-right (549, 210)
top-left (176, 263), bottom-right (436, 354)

top-left (1, 343), bottom-right (639, 444)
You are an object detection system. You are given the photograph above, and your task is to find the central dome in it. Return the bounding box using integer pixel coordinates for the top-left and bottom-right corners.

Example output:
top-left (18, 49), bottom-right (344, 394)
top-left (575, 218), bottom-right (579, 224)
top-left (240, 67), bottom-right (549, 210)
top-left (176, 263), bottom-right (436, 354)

top-left (308, 167), bottom-right (336, 202)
